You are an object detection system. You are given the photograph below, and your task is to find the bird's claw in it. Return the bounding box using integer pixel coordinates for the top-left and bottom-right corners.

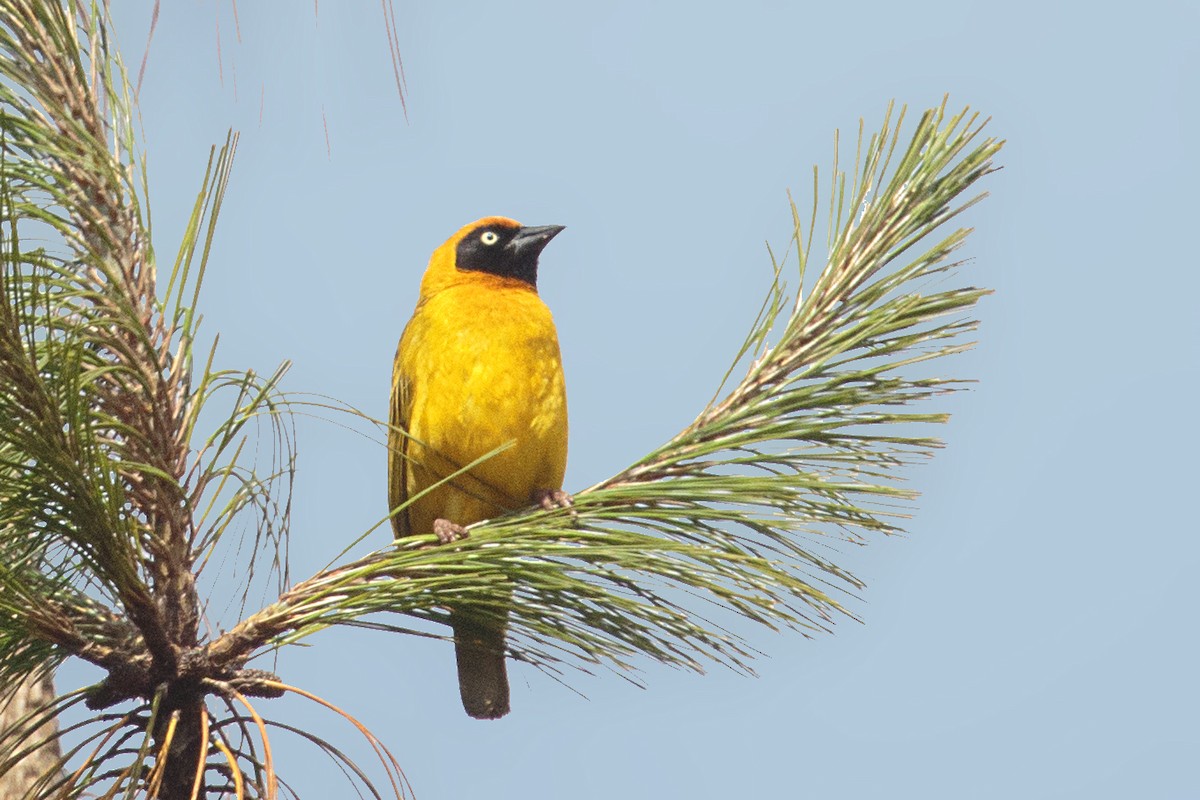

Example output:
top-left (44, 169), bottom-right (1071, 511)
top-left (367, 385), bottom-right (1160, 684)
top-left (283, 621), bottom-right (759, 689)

top-left (532, 488), bottom-right (573, 511)
top-left (433, 518), bottom-right (469, 545)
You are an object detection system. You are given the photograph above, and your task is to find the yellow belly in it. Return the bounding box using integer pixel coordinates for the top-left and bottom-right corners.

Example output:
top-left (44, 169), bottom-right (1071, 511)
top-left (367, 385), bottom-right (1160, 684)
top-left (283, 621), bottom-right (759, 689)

top-left (397, 282), bottom-right (568, 536)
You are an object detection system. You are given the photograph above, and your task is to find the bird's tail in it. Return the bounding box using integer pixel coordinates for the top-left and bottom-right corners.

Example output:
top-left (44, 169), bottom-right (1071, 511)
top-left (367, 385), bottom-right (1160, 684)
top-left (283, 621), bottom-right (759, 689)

top-left (451, 611), bottom-right (510, 720)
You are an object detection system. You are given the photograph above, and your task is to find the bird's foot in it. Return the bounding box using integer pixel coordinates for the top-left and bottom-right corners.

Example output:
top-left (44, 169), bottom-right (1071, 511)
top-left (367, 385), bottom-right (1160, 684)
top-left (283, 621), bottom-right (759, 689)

top-left (432, 518), bottom-right (469, 545)
top-left (532, 488), bottom-right (573, 511)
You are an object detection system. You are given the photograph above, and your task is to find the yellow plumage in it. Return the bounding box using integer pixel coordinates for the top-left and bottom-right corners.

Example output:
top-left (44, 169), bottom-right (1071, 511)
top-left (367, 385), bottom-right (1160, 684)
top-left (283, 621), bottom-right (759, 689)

top-left (388, 216), bottom-right (568, 719)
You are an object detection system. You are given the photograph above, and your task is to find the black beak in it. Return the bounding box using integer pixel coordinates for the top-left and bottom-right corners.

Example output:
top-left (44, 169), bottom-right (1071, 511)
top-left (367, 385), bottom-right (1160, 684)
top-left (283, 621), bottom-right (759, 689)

top-left (507, 225), bottom-right (565, 257)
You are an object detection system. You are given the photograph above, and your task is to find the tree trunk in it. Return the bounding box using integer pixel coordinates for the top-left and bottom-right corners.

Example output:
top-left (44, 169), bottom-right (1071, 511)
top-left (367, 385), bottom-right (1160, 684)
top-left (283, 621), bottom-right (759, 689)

top-left (157, 700), bottom-right (206, 800)
top-left (0, 670), bottom-right (63, 799)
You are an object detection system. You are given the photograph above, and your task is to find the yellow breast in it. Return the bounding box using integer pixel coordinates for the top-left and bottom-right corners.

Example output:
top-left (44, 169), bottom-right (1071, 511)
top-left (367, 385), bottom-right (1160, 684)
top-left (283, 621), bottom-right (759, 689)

top-left (394, 279), bottom-right (568, 536)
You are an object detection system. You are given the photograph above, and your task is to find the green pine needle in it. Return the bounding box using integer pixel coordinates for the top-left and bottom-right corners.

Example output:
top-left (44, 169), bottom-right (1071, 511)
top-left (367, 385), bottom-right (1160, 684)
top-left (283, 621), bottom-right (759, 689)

top-left (0, 0), bottom-right (1001, 795)
top-left (217, 100), bottom-right (1002, 684)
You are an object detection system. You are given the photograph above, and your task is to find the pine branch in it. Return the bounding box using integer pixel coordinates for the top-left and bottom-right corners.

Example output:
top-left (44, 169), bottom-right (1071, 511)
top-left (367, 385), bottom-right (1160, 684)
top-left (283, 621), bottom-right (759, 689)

top-left (0, 1), bottom-right (1002, 796)
top-left (207, 101), bottom-right (1003, 684)
top-left (0, 2), bottom-right (289, 796)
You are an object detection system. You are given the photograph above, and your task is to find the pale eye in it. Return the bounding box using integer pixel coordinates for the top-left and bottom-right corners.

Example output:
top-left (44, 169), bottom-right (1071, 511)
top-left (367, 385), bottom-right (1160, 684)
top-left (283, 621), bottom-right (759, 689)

top-left (480, 231), bottom-right (500, 246)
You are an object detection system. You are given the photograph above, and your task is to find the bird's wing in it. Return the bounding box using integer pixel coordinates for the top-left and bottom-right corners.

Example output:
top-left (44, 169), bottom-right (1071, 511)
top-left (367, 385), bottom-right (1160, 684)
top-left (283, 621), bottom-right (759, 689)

top-left (387, 338), bottom-right (412, 538)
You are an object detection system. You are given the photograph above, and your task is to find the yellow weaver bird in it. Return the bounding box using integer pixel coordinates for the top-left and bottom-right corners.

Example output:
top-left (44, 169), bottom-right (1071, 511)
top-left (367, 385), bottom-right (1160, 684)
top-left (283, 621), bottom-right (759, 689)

top-left (389, 216), bottom-right (569, 719)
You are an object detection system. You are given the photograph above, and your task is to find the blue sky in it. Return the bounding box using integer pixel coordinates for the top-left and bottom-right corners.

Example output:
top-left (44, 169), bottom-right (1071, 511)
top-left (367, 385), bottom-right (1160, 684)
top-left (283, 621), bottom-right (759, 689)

top-left (55, 2), bottom-right (1200, 797)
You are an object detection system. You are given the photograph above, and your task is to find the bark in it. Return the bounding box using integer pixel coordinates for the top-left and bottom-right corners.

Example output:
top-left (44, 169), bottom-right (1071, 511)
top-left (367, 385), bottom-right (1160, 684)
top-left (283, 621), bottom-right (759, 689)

top-left (0, 670), bottom-right (63, 799)
top-left (157, 700), bottom-right (205, 800)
